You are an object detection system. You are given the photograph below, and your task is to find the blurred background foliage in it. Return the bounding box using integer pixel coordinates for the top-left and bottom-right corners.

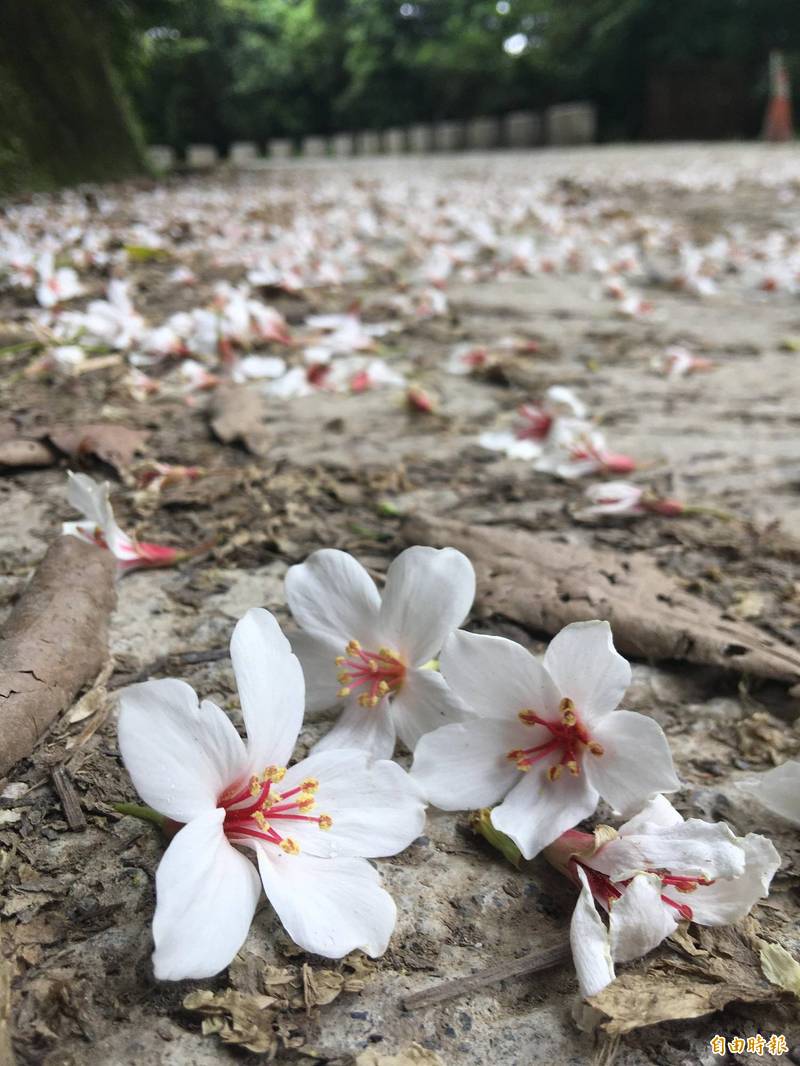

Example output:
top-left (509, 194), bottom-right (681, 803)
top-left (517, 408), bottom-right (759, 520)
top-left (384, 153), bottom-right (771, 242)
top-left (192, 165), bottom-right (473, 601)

top-left (1, 0), bottom-right (799, 194)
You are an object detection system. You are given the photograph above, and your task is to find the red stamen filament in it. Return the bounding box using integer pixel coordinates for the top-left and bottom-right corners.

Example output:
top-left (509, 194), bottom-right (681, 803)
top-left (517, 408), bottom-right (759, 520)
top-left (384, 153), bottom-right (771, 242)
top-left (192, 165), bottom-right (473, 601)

top-left (221, 770), bottom-right (332, 854)
top-left (572, 860), bottom-right (714, 924)
top-left (336, 640), bottom-right (406, 708)
top-left (508, 698), bottom-right (604, 779)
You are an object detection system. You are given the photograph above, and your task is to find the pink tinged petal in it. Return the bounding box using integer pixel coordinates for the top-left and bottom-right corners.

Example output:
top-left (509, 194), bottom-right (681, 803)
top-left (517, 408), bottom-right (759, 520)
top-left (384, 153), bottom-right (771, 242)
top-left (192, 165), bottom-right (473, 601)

top-left (584, 710), bottom-right (680, 818)
top-left (491, 762), bottom-right (599, 861)
top-left (608, 873), bottom-right (678, 965)
top-left (152, 809), bottom-right (261, 980)
top-left (285, 549), bottom-right (381, 646)
top-left (677, 833), bottom-right (781, 926)
top-left (391, 667), bottom-right (468, 753)
top-left (312, 699), bottom-right (396, 760)
top-left (230, 608), bottom-right (305, 773)
top-left (618, 794), bottom-right (684, 835)
top-left (571, 867), bottom-right (615, 998)
top-left (440, 629), bottom-right (561, 722)
top-left (65, 471), bottom-right (134, 558)
top-left (543, 620), bottom-right (631, 723)
top-left (256, 850), bottom-right (396, 958)
top-left (751, 760), bottom-right (800, 827)
top-left (411, 718), bottom-right (522, 810)
top-left (280, 749), bottom-right (426, 858)
top-left (289, 629), bottom-right (342, 714)
top-left (592, 817), bottom-right (745, 883)
top-left (118, 679), bottom-right (247, 823)
top-left (377, 546), bottom-right (476, 666)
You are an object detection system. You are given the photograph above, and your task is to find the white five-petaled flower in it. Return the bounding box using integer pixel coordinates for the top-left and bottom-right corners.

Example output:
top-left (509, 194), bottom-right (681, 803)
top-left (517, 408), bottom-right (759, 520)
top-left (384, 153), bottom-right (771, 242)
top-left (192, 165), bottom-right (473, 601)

top-left (117, 608), bottom-right (426, 980)
top-left (63, 471), bottom-right (183, 573)
top-left (582, 481), bottom-right (684, 518)
top-left (543, 795), bottom-right (781, 997)
top-left (285, 547), bottom-right (475, 758)
top-left (744, 759), bottom-right (800, 828)
top-left (479, 386), bottom-right (587, 461)
top-left (411, 620), bottom-right (680, 859)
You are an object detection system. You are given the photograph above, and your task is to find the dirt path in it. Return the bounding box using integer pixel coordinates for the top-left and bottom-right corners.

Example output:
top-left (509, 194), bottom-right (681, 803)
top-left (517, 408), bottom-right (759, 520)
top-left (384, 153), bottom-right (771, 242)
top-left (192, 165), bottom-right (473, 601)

top-left (2, 145), bottom-right (799, 1064)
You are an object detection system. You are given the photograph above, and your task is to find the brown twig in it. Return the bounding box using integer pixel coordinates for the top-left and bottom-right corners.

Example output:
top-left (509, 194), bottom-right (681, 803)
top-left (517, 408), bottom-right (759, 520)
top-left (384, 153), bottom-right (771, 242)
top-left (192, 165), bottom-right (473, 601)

top-left (401, 941), bottom-right (571, 1011)
top-left (51, 766), bottom-right (86, 831)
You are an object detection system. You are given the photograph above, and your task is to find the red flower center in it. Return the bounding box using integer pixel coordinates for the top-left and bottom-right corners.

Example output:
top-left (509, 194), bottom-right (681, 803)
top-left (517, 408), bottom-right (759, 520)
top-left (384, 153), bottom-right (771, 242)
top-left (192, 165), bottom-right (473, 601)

top-left (336, 639), bottom-right (406, 708)
top-left (220, 767), bottom-right (331, 855)
top-left (507, 697), bottom-right (604, 780)
top-left (571, 859), bottom-right (714, 922)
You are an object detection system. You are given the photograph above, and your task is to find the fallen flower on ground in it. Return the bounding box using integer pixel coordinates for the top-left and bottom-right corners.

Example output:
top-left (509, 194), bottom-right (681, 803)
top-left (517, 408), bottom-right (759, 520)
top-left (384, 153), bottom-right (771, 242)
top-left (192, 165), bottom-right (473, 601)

top-left (543, 794), bottom-right (781, 996)
top-left (582, 482), bottom-right (684, 517)
top-left (117, 608), bottom-right (425, 978)
top-left (479, 386), bottom-right (587, 460)
top-left (62, 471), bottom-right (188, 573)
top-left (660, 345), bottom-right (715, 378)
top-left (135, 462), bottom-right (204, 494)
top-left (285, 546), bottom-right (475, 758)
top-left (35, 252), bottom-right (84, 308)
top-left (743, 760), bottom-right (800, 828)
top-left (535, 419), bottom-right (636, 479)
top-left (411, 620), bottom-right (679, 858)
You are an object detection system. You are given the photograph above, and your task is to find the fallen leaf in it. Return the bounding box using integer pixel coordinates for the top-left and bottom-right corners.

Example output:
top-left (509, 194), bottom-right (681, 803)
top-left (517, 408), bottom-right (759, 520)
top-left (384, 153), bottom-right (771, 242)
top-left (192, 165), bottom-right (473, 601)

top-left (302, 962), bottom-right (367, 1009)
top-left (403, 514), bottom-right (800, 686)
top-left (588, 918), bottom-right (784, 1034)
top-left (759, 941), bottom-right (800, 998)
top-left (0, 537), bottom-right (116, 776)
top-left (48, 423), bottom-right (149, 476)
top-left (183, 989), bottom-right (282, 1055)
top-left (210, 386), bottom-right (271, 457)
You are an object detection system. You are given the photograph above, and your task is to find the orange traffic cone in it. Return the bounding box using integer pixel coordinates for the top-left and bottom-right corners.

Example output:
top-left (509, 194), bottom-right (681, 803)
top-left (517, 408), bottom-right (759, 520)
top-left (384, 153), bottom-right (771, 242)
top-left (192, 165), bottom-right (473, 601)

top-left (763, 51), bottom-right (794, 142)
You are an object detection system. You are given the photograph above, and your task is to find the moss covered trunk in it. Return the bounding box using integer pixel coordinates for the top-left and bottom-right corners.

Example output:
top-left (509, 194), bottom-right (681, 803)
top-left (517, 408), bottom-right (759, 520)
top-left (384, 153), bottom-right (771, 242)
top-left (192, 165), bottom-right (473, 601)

top-left (0, 0), bottom-right (146, 197)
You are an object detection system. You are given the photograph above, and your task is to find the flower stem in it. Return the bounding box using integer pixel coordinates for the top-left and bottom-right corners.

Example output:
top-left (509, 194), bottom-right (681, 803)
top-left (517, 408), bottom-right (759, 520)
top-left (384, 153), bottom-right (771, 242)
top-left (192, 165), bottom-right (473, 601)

top-left (113, 802), bottom-right (166, 829)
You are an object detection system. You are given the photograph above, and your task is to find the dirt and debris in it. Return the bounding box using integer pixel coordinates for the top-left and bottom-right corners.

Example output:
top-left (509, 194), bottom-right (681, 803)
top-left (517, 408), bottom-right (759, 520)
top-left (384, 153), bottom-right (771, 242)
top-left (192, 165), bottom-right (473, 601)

top-left (1, 147), bottom-right (799, 1065)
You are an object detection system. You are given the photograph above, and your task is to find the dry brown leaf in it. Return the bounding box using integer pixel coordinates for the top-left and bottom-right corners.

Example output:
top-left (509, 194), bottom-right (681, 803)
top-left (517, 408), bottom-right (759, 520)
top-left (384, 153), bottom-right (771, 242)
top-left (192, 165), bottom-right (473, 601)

top-left (48, 422), bottom-right (149, 475)
top-left (355, 1044), bottom-right (445, 1066)
top-left (182, 989), bottom-right (282, 1056)
top-left (302, 962), bottom-right (367, 1010)
top-left (210, 387), bottom-right (270, 457)
top-left (403, 514), bottom-right (800, 686)
top-left (588, 918), bottom-right (782, 1035)
top-left (0, 538), bottom-right (116, 776)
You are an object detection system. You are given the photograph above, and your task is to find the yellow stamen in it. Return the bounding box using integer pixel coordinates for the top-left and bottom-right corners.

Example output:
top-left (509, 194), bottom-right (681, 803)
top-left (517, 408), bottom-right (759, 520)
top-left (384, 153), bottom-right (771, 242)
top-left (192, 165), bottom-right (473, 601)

top-left (335, 656), bottom-right (346, 666)
top-left (280, 838), bottom-right (300, 855)
top-left (588, 741), bottom-right (604, 756)
top-left (249, 775), bottom-right (261, 797)
top-left (548, 765), bottom-right (563, 781)
top-left (265, 766), bottom-right (286, 783)
top-left (301, 778), bottom-right (319, 793)
top-left (338, 686), bottom-right (351, 698)
top-left (318, 814), bottom-right (333, 830)
top-left (298, 796), bottom-right (316, 812)
top-left (565, 760), bottom-right (579, 776)
top-left (560, 697), bottom-right (577, 726)
top-left (346, 639), bottom-right (361, 654)
top-left (253, 811), bottom-right (269, 830)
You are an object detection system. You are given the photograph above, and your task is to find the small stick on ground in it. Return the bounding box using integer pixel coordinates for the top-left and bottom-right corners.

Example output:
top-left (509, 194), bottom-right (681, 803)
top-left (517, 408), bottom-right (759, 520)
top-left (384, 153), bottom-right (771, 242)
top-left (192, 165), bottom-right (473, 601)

top-left (401, 941), bottom-right (571, 1011)
top-left (51, 766), bottom-right (87, 831)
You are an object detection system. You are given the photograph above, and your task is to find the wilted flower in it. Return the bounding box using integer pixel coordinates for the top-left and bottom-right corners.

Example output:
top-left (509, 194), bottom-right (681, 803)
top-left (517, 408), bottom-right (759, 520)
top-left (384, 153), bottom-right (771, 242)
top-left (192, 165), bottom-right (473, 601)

top-left (536, 420), bottom-right (636, 480)
top-left (411, 621), bottom-right (679, 859)
top-left (583, 482), bottom-right (684, 517)
top-left (118, 608), bottom-right (426, 978)
top-left (544, 795), bottom-right (780, 996)
top-left (286, 547), bottom-right (475, 757)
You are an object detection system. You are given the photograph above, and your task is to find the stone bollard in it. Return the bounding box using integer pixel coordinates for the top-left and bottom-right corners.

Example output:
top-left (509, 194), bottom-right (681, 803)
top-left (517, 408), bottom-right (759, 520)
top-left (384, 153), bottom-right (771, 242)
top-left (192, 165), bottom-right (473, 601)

top-left (331, 132), bottom-right (354, 157)
top-left (503, 111), bottom-right (542, 148)
top-left (356, 130), bottom-right (382, 155)
top-left (384, 128), bottom-right (407, 154)
top-left (186, 144), bottom-right (218, 169)
top-left (433, 121), bottom-right (464, 151)
top-left (268, 138), bottom-right (293, 159)
top-left (546, 102), bottom-right (597, 145)
top-left (229, 141), bottom-right (258, 165)
top-left (408, 124), bottom-right (434, 153)
top-left (465, 117), bottom-right (500, 150)
top-left (302, 135), bottom-right (328, 158)
top-left (148, 145), bottom-right (175, 171)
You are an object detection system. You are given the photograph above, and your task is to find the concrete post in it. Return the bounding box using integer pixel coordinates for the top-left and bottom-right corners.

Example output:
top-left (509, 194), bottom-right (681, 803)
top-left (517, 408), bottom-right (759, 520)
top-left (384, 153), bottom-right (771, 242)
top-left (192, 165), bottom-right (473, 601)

top-left (356, 130), bottom-right (382, 155)
top-left (268, 138), bottom-right (293, 159)
top-left (302, 135), bottom-right (328, 157)
top-left (408, 124), bottom-right (434, 153)
top-left (465, 117), bottom-right (500, 150)
top-left (384, 128), bottom-right (407, 154)
top-left (546, 103), bottom-right (597, 145)
top-left (186, 144), bottom-right (218, 168)
top-left (503, 111), bottom-right (542, 148)
top-left (229, 142), bottom-right (258, 165)
top-left (148, 145), bottom-right (175, 171)
top-left (331, 132), bottom-right (354, 157)
top-left (433, 121), bottom-right (464, 151)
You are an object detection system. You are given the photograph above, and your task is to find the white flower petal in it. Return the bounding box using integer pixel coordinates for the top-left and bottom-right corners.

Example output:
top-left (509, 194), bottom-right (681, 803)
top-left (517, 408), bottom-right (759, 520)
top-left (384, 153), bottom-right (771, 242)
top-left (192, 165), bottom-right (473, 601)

top-left (676, 833), bottom-right (781, 926)
top-left (391, 668), bottom-right (467, 752)
top-left (378, 546), bottom-right (475, 665)
top-left (256, 850), bottom-right (396, 958)
top-left (312, 700), bottom-right (397, 759)
top-left (280, 749), bottom-right (425, 858)
top-left (619, 794), bottom-right (684, 835)
top-left (118, 680), bottom-right (247, 823)
top-left (609, 873), bottom-right (678, 965)
top-left (229, 608), bottom-right (305, 772)
top-left (152, 809), bottom-right (261, 980)
top-left (285, 549), bottom-right (381, 646)
top-left (570, 867), bottom-right (615, 997)
top-left (66, 471), bottom-right (133, 557)
top-left (491, 763), bottom-right (599, 860)
top-left (440, 629), bottom-right (561, 721)
top-left (479, 431), bottom-right (541, 460)
top-left (543, 620), bottom-right (631, 722)
top-left (749, 760), bottom-right (800, 827)
top-left (289, 629), bottom-right (342, 714)
top-left (591, 815), bottom-right (745, 883)
top-left (411, 719), bottom-right (523, 810)
top-left (584, 710), bottom-right (680, 817)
